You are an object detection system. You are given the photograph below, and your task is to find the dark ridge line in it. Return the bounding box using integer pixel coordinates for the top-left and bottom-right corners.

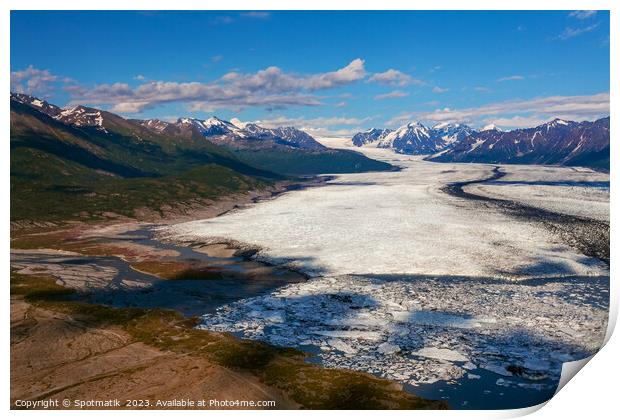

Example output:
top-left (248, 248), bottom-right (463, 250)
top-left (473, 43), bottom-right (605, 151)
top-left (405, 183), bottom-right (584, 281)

top-left (443, 166), bottom-right (609, 265)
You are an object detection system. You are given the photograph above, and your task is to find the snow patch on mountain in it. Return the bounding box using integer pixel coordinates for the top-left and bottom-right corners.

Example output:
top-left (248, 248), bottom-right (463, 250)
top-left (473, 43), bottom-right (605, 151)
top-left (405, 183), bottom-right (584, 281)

top-left (351, 122), bottom-right (474, 154)
top-left (429, 117), bottom-right (609, 167)
top-left (138, 119), bottom-right (170, 133)
top-left (55, 106), bottom-right (108, 132)
top-left (10, 93), bottom-right (63, 118)
top-left (481, 123), bottom-right (501, 132)
top-left (171, 117), bottom-right (325, 150)
top-left (433, 122), bottom-right (475, 145)
top-left (177, 116), bottom-right (247, 138)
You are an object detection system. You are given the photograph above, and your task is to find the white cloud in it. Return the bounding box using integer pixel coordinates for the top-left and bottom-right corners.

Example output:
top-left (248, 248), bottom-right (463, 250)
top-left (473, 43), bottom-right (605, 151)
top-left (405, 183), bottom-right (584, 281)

top-left (213, 59), bottom-right (366, 92)
top-left (497, 75), bottom-right (525, 82)
top-left (251, 116), bottom-right (371, 128)
top-left (64, 59), bottom-right (366, 113)
top-left (374, 90), bottom-right (409, 100)
top-left (386, 92), bottom-right (609, 127)
top-left (483, 115), bottom-right (548, 129)
top-left (110, 101), bottom-right (152, 113)
top-left (305, 59), bottom-right (367, 89)
top-left (185, 94), bottom-right (322, 113)
top-left (304, 126), bottom-right (367, 138)
top-left (368, 69), bottom-right (423, 87)
top-left (559, 23), bottom-right (600, 40)
top-left (568, 10), bottom-right (597, 20)
top-left (432, 86), bottom-right (449, 93)
top-left (10, 65), bottom-right (59, 96)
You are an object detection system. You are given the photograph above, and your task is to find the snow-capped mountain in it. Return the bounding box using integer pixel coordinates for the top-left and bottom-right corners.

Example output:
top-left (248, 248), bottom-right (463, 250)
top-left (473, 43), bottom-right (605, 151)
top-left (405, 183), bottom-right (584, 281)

top-left (12, 93), bottom-right (326, 152)
top-left (429, 117), bottom-right (609, 168)
top-left (243, 123), bottom-right (326, 150)
top-left (431, 122), bottom-right (475, 145)
top-left (11, 92), bottom-right (392, 184)
top-left (351, 122), bottom-right (474, 154)
top-left (351, 128), bottom-right (393, 147)
top-left (55, 105), bottom-right (108, 131)
top-left (480, 123), bottom-right (502, 132)
top-left (137, 118), bottom-right (171, 133)
top-left (176, 116), bottom-right (248, 138)
top-left (542, 118), bottom-right (574, 131)
top-left (378, 123), bottom-right (440, 154)
top-left (351, 117), bottom-right (609, 168)
top-left (10, 92), bottom-right (63, 118)
top-left (11, 94), bottom-right (110, 132)
top-left (157, 117), bottom-right (326, 150)
top-left (13, 93), bottom-right (608, 169)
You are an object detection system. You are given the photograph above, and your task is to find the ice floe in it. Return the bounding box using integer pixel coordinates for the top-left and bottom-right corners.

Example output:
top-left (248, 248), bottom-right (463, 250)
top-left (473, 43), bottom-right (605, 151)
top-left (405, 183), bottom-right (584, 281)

top-left (412, 347), bottom-right (469, 362)
top-left (198, 274), bottom-right (608, 387)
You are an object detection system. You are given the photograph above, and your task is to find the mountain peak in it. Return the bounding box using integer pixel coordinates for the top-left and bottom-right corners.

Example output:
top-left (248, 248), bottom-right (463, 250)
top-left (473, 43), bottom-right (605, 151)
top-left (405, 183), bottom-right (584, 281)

top-left (163, 116), bottom-right (325, 150)
top-left (56, 105), bottom-right (107, 131)
top-left (175, 116), bottom-right (246, 138)
top-left (480, 123), bottom-right (501, 132)
top-left (545, 118), bottom-right (572, 128)
top-left (138, 118), bottom-right (171, 133)
top-left (352, 121), bottom-right (474, 153)
top-left (430, 116), bottom-right (609, 169)
top-left (11, 92), bottom-right (63, 117)
top-left (432, 122), bottom-right (452, 130)
top-left (205, 116), bottom-right (234, 127)
top-left (432, 122), bottom-right (468, 130)
top-left (176, 117), bottom-right (198, 125)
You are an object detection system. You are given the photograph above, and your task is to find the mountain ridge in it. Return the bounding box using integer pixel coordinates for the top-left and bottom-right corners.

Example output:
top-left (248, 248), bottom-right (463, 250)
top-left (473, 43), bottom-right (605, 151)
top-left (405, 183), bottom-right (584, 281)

top-left (352, 122), bottom-right (474, 154)
top-left (10, 93), bottom-right (392, 223)
top-left (351, 117), bottom-right (610, 169)
top-left (10, 92), bottom-right (327, 152)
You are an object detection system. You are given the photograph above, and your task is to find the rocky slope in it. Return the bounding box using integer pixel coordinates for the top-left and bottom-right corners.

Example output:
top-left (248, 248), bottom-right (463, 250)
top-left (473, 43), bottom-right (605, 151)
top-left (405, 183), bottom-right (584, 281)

top-left (429, 117), bottom-right (610, 169)
top-left (352, 122), bottom-right (474, 154)
top-left (351, 117), bottom-right (610, 169)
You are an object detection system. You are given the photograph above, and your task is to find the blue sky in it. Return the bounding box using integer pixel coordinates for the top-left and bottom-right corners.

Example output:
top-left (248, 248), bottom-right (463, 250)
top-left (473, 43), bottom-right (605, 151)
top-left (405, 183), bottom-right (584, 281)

top-left (11, 10), bottom-right (610, 136)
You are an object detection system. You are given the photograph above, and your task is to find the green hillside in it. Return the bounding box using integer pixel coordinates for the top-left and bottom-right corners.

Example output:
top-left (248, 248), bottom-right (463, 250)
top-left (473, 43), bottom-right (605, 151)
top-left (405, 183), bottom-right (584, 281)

top-left (10, 101), bottom-right (272, 223)
top-left (232, 148), bottom-right (393, 176)
top-left (10, 97), bottom-right (394, 225)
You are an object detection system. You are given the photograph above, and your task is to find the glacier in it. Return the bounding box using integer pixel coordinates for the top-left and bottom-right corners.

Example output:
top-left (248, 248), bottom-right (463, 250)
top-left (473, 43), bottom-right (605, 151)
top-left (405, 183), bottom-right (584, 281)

top-left (160, 143), bottom-right (609, 401)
